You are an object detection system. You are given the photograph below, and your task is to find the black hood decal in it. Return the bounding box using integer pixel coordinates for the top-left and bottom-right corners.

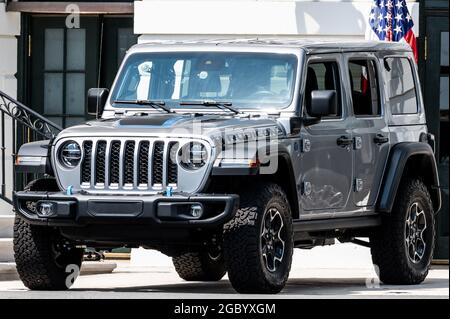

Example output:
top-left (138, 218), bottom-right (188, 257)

top-left (119, 115), bottom-right (188, 127)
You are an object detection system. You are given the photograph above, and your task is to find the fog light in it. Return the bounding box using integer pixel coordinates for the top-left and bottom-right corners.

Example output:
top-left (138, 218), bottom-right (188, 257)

top-left (190, 204), bottom-right (203, 218)
top-left (37, 202), bottom-right (55, 217)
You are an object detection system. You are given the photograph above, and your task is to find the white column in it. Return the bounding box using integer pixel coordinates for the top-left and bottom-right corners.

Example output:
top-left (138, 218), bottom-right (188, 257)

top-left (0, 3), bottom-right (20, 262)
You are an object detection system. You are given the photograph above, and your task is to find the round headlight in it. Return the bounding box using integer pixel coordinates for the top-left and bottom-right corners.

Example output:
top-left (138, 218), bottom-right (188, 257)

top-left (58, 141), bottom-right (81, 168)
top-left (178, 142), bottom-right (208, 170)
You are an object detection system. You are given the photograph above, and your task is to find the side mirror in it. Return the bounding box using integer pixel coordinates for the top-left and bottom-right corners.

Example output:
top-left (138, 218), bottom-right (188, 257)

top-left (87, 88), bottom-right (109, 117)
top-left (309, 90), bottom-right (337, 118)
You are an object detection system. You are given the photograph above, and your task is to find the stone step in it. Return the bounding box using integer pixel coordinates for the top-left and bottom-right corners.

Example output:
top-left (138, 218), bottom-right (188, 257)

top-left (0, 215), bottom-right (14, 239)
top-left (0, 238), bottom-right (14, 262)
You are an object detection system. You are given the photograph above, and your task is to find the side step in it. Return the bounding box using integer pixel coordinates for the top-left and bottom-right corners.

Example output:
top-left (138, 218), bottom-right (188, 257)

top-left (293, 215), bottom-right (381, 232)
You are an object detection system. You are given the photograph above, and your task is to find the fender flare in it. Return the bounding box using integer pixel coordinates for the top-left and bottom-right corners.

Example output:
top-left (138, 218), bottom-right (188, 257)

top-left (15, 140), bottom-right (52, 174)
top-left (378, 142), bottom-right (441, 213)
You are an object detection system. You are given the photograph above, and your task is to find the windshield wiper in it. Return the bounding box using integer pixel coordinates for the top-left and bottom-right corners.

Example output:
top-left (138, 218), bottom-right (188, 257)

top-left (113, 100), bottom-right (174, 113)
top-left (179, 100), bottom-right (241, 115)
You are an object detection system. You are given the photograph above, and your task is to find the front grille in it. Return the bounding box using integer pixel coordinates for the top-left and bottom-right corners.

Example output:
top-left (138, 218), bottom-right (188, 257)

top-left (168, 142), bottom-right (179, 185)
top-left (138, 141), bottom-right (150, 185)
top-left (152, 142), bottom-right (164, 186)
top-left (123, 141), bottom-right (135, 185)
top-left (81, 141), bottom-right (93, 184)
top-left (80, 139), bottom-right (181, 191)
top-left (110, 141), bottom-right (121, 185)
top-left (95, 141), bottom-right (107, 184)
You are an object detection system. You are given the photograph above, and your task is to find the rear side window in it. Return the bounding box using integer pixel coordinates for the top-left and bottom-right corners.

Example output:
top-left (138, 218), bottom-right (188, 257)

top-left (384, 57), bottom-right (418, 114)
top-left (348, 59), bottom-right (380, 116)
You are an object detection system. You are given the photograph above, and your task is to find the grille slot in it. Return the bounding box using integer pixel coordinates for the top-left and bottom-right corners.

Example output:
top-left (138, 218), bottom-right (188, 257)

top-left (81, 141), bottom-right (93, 184)
top-left (152, 142), bottom-right (164, 186)
top-left (95, 141), bottom-right (107, 184)
top-left (167, 142), bottom-right (179, 185)
top-left (123, 141), bottom-right (135, 185)
top-left (109, 141), bottom-right (121, 185)
top-left (76, 138), bottom-right (190, 191)
top-left (138, 141), bottom-right (150, 185)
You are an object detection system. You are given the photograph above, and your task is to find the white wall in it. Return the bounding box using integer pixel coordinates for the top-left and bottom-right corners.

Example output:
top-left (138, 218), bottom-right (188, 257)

top-left (0, 3), bottom-right (20, 215)
top-left (135, 0), bottom-right (419, 42)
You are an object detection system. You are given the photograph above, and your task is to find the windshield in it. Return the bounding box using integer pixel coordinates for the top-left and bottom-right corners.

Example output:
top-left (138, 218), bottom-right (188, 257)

top-left (110, 52), bottom-right (297, 111)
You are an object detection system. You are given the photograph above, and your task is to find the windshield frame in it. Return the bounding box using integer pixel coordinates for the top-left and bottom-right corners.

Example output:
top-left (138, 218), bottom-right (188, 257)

top-left (106, 48), bottom-right (302, 114)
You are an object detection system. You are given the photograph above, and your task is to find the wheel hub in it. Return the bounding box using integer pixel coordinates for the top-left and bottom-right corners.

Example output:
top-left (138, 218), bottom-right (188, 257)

top-left (405, 202), bottom-right (427, 264)
top-left (261, 208), bottom-right (285, 273)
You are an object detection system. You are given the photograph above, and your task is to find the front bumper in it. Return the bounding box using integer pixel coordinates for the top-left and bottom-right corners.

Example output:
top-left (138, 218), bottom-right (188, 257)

top-left (14, 191), bottom-right (239, 228)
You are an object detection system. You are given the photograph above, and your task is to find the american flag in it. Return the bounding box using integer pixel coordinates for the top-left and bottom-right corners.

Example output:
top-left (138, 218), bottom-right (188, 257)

top-left (367, 0), bottom-right (418, 62)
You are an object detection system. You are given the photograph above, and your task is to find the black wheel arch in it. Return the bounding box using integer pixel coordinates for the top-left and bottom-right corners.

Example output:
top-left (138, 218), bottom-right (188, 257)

top-left (378, 142), bottom-right (441, 214)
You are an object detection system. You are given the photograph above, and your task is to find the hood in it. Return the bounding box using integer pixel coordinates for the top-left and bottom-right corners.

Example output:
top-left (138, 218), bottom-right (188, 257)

top-left (56, 113), bottom-right (284, 141)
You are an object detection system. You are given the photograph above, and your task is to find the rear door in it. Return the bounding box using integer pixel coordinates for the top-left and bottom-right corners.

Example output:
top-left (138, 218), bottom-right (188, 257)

top-left (344, 54), bottom-right (389, 207)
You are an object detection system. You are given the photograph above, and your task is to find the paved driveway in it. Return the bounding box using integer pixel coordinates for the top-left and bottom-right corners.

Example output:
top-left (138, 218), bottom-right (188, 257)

top-left (0, 244), bottom-right (448, 299)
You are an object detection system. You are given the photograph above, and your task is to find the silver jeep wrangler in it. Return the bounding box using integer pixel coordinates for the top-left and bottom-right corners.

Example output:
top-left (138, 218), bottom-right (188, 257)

top-left (13, 39), bottom-right (441, 294)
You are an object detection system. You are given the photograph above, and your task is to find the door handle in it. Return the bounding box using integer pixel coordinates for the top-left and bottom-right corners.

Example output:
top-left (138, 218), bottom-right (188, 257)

top-left (337, 136), bottom-right (353, 147)
top-left (374, 134), bottom-right (389, 145)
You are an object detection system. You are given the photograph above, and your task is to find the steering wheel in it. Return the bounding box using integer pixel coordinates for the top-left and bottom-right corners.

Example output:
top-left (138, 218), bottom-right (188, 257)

top-left (249, 90), bottom-right (277, 98)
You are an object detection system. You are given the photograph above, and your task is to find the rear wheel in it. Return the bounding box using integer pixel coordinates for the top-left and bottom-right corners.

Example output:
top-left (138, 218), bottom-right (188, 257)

top-left (172, 250), bottom-right (226, 281)
top-left (223, 183), bottom-right (293, 294)
top-left (370, 178), bottom-right (435, 285)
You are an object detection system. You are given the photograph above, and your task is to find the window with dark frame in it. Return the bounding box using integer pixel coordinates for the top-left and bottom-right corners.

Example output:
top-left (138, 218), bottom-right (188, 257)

top-left (304, 61), bottom-right (342, 118)
top-left (348, 59), bottom-right (380, 117)
top-left (384, 57), bottom-right (418, 115)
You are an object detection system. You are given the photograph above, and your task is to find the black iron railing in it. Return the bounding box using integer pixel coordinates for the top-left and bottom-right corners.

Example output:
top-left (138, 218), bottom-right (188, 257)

top-left (0, 90), bottom-right (62, 204)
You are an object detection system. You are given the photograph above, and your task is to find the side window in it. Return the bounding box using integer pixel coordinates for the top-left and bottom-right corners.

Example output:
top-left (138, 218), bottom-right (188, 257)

top-left (304, 61), bottom-right (342, 118)
top-left (348, 59), bottom-right (380, 116)
top-left (384, 57), bottom-right (418, 114)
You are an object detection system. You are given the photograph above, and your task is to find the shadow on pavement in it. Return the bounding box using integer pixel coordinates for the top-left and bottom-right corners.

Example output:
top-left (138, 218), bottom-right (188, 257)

top-left (68, 277), bottom-right (449, 296)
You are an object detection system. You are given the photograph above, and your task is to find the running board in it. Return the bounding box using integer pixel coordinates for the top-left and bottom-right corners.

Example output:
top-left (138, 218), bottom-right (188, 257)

top-left (293, 215), bottom-right (381, 232)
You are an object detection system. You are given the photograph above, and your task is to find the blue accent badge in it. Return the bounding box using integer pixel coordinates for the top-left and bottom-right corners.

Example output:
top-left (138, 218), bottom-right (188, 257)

top-left (66, 185), bottom-right (73, 196)
top-left (165, 186), bottom-right (173, 197)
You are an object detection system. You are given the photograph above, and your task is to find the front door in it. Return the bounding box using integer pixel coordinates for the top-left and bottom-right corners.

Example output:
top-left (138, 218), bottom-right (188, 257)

top-left (29, 16), bottom-right (137, 128)
top-left (344, 55), bottom-right (389, 207)
top-left (299, 56), bottom-right (354, 216)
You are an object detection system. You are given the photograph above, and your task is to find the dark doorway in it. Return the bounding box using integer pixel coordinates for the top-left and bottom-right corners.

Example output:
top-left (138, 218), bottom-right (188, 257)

top-left (422, 11), bottom-right (449, 260)
top-left (28, 15), bottom-right (137, 128)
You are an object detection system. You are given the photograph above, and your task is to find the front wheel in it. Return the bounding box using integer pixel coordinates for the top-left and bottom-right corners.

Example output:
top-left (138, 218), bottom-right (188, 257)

top-left (223, 183), bottom-right (293, 294)
top-left (13, 216), bottom-right (84, 290)
top-left (370, 178), bottom-right (435, 285)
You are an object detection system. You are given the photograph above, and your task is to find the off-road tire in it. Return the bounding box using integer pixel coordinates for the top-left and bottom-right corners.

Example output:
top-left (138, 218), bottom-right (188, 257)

top-left (370, 178), bottom-right (435, 285)
top-left (223, 183), bottom-right (293, 294)
top-left (172, 252), bottom-right (226, 281)
top-left (14, 216), bottom-right (84, 290)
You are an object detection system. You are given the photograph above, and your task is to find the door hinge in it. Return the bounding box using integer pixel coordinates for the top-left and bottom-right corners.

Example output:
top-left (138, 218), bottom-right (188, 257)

top-left (354, 136), bottom-right (362, 150)
top-left (28, 35), bottom-right (32, 57)
top-left (301, 139), bottom-right (311, 153)
top-left (354, 178), bottom-right (364, 192)
top-left (302, 181), bottom-right (312, 196)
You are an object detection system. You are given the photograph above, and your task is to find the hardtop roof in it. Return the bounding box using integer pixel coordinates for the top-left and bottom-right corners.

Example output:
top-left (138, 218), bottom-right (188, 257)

top-left (130, 38), bottom-right (412, 54)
